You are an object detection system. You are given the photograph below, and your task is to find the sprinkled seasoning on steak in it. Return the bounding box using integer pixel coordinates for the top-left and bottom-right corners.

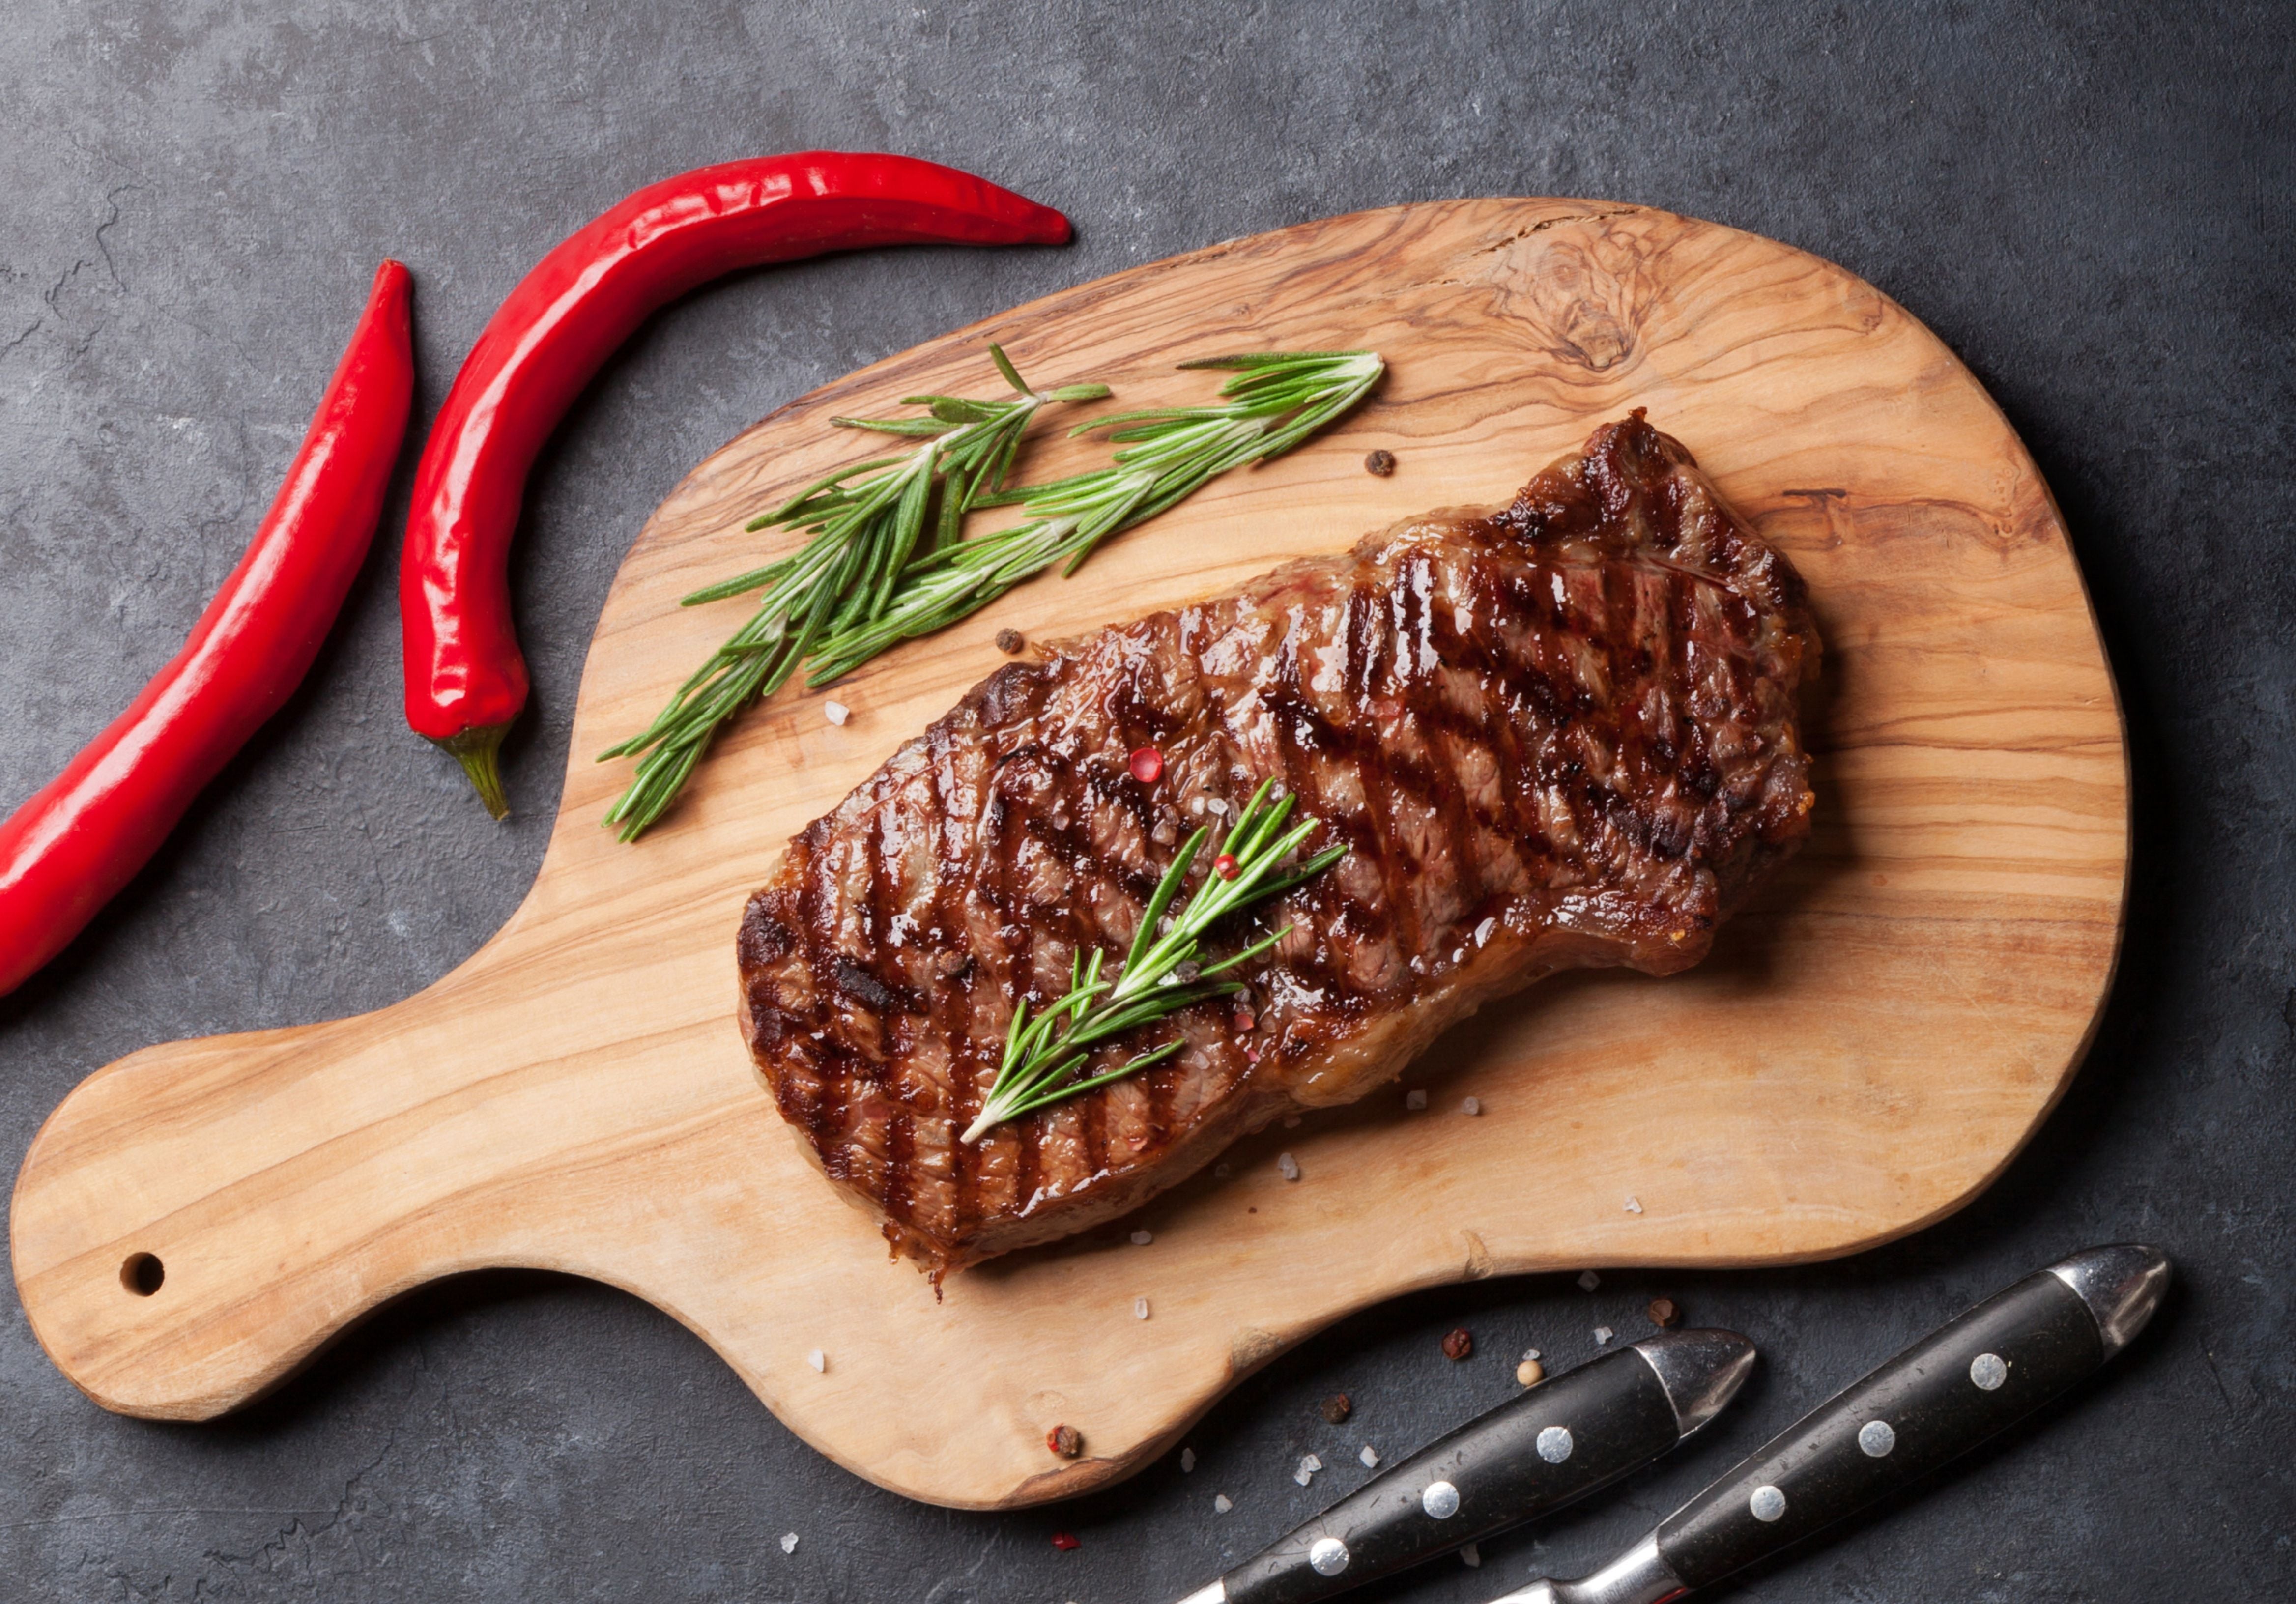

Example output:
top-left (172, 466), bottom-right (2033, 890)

top-left (738, 413), bottom-right (1820, 1275)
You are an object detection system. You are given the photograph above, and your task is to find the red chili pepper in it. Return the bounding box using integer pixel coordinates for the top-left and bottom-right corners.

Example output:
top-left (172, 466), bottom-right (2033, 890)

top-left (400, 152), bottom-right (1073, 817)
top-left (0, 262), bottom-right (414, 997)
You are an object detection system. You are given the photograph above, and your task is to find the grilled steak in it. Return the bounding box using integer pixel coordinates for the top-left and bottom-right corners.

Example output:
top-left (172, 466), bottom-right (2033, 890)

top-left (738, 413), bottom-right (1819, 1275)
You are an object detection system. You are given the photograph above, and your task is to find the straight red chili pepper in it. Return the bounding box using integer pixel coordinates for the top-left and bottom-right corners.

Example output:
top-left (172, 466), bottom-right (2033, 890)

top-left (0, 261), bottom-right (415, 998)
top-left (399, 152), bottom-right (1073, 817)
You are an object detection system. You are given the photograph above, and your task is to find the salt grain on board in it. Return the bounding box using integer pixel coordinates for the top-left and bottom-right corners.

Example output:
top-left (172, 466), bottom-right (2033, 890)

top-left (1294, 1453), bottom-right (1321, 1487)
top-left (1594, 1326), bottom-right (1615, 1345)
top-left (1278, 1152), bottom-right (1301, 1181)
top-left (1359, 1445), bottom-right (1380, 1468)
top-left (1406, 1088), bottom-right (1428, 1110)
top-left (1181, 1448), bottom-right (1197, 1472)
top-left (1130, 1229), bottom-right (1153, 1246)
top-left (1624, 1196), bottom-right (1643, 1214)
top-left (806, 1349), bottom-right (826, 1372)
top-left (1214, 1494), bottom-right (1234, 1514)
top-left (1461, 1543), bottom-right (1482, 1568)
top-left (781, 1534), bottom-right (799, 1554)
top-left (1577, 1270), bottom-right (1601, 1291)
top-left (1136, 1297), bottom-right (1151, 1320)
top-left (823, 701), bottom-right (850, 726)
top-left (1461, 1097), bottom-right (1481, 1116)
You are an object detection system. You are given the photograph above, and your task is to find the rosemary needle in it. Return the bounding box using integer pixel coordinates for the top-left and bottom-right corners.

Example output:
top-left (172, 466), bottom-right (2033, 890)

top-left (596, 346), bottom-right (1108, 840)
top-left (959, 778), bottom-right (1347, 1143)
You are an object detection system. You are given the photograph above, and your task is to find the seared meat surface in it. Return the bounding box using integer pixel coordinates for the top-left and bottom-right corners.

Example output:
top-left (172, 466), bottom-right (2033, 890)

top-left (738, 413), bottom-right (1819, 1273)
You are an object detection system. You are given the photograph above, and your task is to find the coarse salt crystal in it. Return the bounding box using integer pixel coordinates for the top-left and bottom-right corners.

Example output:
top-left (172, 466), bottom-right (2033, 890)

top-left (1207, 798), bottom-right (1228, 816)
top-left (1214, 1493), bottom-right (1234, 1514)
top-left (1624, 1196), bottom-right (1643, 1214)
top-left (1294, 1454), bottom-right (1321, 1486)
top-left (823, 700), bottom-right (851, 726)
top-left (1594, 1325), bottom-right (1615, 1345)
top-left (1136, 1297), bottom-right (1151, 1320)
top-left (1277, 1152), bottom-right (1301, 1181)
top-left (1521, 1347), bottom-right (1542, 1363)
top-left (1461, 1097), bottom-right (1481, 1116)
top-left (1359, 1445), bottom-right (1380, 1468)
top-left (1461, 1543), bottom-right (1482, 1568)
top-left (1577, 1270), bottom-right (1601, 1291)
top-left (1452, 948), bottom-right (1466, 964)
top-left (806, 1348), bottom-right (826, 1372)
top-left (781, 1533), bottom-right (800, 1554)
top-left (1475, 917), bottom-right (1496, 946)
top-left (1181, 1447), bottom-right (1197, 1472)
top-left (1406, 1088), bottom-right (1428, 1110)
top-left (1131, 1229), bottom-right (1153, 1246)
top-left (1282, 1114), bottom-right (1301, 1129)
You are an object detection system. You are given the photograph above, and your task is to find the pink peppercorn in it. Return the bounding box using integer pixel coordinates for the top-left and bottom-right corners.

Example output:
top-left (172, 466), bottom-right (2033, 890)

top-left (1213, 853), bottom-right (1239, 879)
top-left (1128, 745), bottom-right (1164, 783)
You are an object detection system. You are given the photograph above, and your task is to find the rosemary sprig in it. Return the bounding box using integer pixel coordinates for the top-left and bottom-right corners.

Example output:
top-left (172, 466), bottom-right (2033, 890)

top-left (959, 778), bottom-right (1347, 1144)
top-left (804, 350), bottom-right (1385, 685)
top-left (597, 347), bottom-right (1108, 839)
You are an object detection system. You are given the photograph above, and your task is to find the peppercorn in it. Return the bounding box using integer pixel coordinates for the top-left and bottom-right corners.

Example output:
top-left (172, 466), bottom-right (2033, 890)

top-left (1647, 1296), bottom-right (1681, 1328)
top-left (1213, 852), bottom-right (1239, 879)
top-left (996, 628), bottom-right (1026, 654)
top-left (1321, 1393), bottom-right (1352, 1424)
top-left (1364, 449), bottom-right (1397, 476)
top-left (1442, 1328), bottom-right (1473, 1361)
top-left (1051, 1531), bottom-right (1081, 1551)
top-left (1516, 1357), bottom-right (1545, 1387)
top-left (1047, 1424), bottom-right (1083, 1459)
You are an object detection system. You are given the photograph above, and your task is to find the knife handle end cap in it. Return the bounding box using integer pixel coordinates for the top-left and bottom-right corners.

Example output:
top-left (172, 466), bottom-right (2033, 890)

top-left (2049, 1244), bottom-right (2171, 1357)
top-left (1633, 1328), bottom-right (1757, 1439)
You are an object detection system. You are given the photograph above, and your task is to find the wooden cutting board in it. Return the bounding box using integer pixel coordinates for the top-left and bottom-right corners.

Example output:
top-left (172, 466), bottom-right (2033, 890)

top-left (10, 200), bottom-right (2127, 1510)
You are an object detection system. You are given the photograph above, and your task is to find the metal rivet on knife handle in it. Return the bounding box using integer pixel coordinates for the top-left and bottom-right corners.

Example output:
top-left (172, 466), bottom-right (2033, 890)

top-left (1422, 1481), bottom-right (1461, 1519)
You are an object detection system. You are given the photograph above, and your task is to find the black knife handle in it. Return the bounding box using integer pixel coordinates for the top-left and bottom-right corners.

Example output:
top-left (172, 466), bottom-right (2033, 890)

top-left (1654, 1251), bottom-right (2164, 1593)
top-left (1224, 1341), bottom-right (1700, 1604)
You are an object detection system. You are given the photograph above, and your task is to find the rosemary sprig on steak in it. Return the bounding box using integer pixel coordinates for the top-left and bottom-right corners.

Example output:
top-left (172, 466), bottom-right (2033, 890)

top-left (804, 351), bottom-right (1386, 684)
top-left (960, 778), bottom-right (1346, 1143)
top-left (598, 347), bottom-right (1108, 840)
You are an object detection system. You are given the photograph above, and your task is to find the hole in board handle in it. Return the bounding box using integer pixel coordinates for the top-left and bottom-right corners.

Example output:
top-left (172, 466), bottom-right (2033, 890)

top-left (120, 1253), bottom-right (164, 1297)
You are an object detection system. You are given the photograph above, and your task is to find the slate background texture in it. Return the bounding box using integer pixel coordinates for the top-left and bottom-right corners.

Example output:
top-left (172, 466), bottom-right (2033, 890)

top-left (1, 2), bottom-right (2290, 1599)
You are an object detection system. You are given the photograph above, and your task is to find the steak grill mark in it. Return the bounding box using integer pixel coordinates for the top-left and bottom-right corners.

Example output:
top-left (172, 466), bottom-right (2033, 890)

top-left (738, 413), bottom-right (1819, 1274)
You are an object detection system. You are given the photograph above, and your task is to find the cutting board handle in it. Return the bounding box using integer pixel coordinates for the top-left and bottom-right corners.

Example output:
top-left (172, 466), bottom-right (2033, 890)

top-left (10, 969), bottom-right (659, 1418)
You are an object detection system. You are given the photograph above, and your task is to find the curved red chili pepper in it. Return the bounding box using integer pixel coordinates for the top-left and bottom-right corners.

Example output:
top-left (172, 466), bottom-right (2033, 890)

top-left (0, 262), bottom-right (415, 997)
top-left (399, 152), bottom-right (1073, 816)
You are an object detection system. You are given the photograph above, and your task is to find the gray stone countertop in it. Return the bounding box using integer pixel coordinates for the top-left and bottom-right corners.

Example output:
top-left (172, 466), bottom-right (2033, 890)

top-left (1, 3), bottom-right (2289, 1599)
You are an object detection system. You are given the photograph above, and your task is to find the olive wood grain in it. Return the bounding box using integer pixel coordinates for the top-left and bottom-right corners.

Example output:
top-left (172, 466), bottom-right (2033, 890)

top-left (11, 200), bottom-right (2127, 1510)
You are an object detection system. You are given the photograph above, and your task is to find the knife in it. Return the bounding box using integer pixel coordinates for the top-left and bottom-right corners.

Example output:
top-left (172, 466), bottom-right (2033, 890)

top-left (1177, 1328), bottom-right (1758, 1604)
top-left (1484, 1243), bottom-right (2172, 1604)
